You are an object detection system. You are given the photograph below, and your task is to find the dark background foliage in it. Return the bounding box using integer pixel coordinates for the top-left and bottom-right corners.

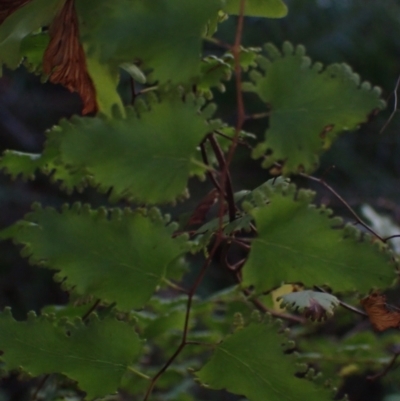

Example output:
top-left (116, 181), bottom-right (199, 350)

top-left (0, 1), bottom-right (400, 400)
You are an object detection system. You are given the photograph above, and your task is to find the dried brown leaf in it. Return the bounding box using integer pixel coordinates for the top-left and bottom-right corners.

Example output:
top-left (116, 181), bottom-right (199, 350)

top-left (361, 292), bottom-right (400, 332)
top-left (0, 0), bottom-right (31, 24)
top-left (187, 189), bottom-right (218, 227)
top-left (43, 0), bottom-right (97, 115)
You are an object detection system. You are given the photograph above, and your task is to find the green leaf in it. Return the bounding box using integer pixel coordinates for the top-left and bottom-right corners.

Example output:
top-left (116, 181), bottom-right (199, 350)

top-left (84, 49), bottom-right (125, 118)
top-left (245, 42), bottom-right (385, 174)
top-left (75, 0), bottom-right (222, 83)
top-left (50, 94), bottom-right (219, 203)
top-left (195, 55), bottom-right (232, 98)
top-left (20, 32), bottom-right (49, 72)
top-left (0, 149), bottom-right (89, 193)
top-left (242, 185), bottom-right (396, 293)
top-left (279, 290), bottom-right (340, 320)
top-left (0, 0), bottom-right (65, 71)
top-left (0, 150), bottom-right (42, 180)
top-left (197, 320), bottom-right (331, 401)
top-left (3, 205), bottom-right (187, 310)
top-left (0, 309), bottom-right (141, 399)
top-left (223, 0), bottom-right (288, 18)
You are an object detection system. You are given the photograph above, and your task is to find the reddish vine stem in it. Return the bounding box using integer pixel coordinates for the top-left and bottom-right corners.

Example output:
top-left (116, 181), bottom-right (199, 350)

top-left (242, 289), bottom-right (306, 324)
top-left (207, 134), bottom-right (236, 222)
top-left (225, 3), bottom-right (246, 169)
top-left (300, 173), bottom-right (385, 242)
top-left (199, 141), bottom-right (222, 192)
top-left (215, 0), bottom-right (246, 235)
top-left (144, 6), bottom-right (247, 399)
top-left (142, 238), bottom-right (222, 401)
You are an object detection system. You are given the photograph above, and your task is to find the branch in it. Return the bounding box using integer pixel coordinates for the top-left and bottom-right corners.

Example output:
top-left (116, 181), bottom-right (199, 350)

top-left (243, 289), bottom-right (307, 324)
top-left (199, 140), bottom-right (222, 192)
top-left (208, 134), bottom-right (236, 222)
top-left (143, 238), bottom-right (222, 401)
top-left (143, 4), bottom-right (247, 399)
top-left (314, 286), bottom-right (367, 317)
top-left (300, 173), bottom-right (385, 242)
top-left (380, 74), bottom-right (400, 134)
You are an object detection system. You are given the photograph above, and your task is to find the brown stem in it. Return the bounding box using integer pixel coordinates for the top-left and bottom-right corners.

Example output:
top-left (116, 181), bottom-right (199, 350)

top-left (314, 286), bottom-right (367, 317)
top-left (199, 141), bottom-right (222, 192)
top-left (300, 173), bottom-right (385, 242)
top-left (243, 289), bottom-right (306, 324)
top-left (143, 4), bottom-right (247, 399)
top-left (208, 134), bottom-right (236, 222)
top-left (380, 74), bottom-right (400, 134)
top-left (142, 238), bottom-right (222, 401)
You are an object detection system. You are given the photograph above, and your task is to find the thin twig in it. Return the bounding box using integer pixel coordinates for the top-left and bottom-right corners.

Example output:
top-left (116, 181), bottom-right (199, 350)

top-left (225, 2), bottom-right (246, 170)
top-left (143, 238), bottom-right (222, 401)
top-left (143, 5), bottom-right (247, 399)
top-left (367, 352), bottom-right (400, 381)
top-left (245, 290), bottom-right (306, 324)
top-left (162, 279), bottom-right (189, 294)
top-left (314, 286), bottom-right (367, 317)
top-left (81, 299), bottom-right (101, 321)
top-left (203, 36), bottom-right (231, 50)
top-left (380, 74), bottom-right (400, 134)
top-left (208, 134), bottom-right (236, 222)
top-left (300, 173), bottom-right (385, 242)
top-left (229, 237), bottom-right (251, 250)
top-left (383, 234), bottom-right (400, 241)
top-left (245, 112), bottom-right (269, 120)
top-left (199, 141), bottom-right (222, 192)
top-left (214, 130), bottom-right (252, 150)
top-left (185, 340), bottom-right (215, 347)
top-left (31, 374), bottom-right (50, 400)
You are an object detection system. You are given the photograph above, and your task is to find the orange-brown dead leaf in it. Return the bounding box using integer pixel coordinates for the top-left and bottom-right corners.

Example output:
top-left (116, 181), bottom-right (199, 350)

top-left (43, 0), bottom-right (97, 115)
top-left (0, 0), bottom-right (31, 24)
top-left (361, 292), bottom-right (400, 332)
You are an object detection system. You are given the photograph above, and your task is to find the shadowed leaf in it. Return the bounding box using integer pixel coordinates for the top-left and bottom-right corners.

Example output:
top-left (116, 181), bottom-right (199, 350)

top-left (2, 205), bottom-right (188, 310)
top-left (197, 320), bottom-right (332, 401)
top-left (245, 42), bottom-right (385, 174)
top-left (0, 310), bottom-right (141, 399)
